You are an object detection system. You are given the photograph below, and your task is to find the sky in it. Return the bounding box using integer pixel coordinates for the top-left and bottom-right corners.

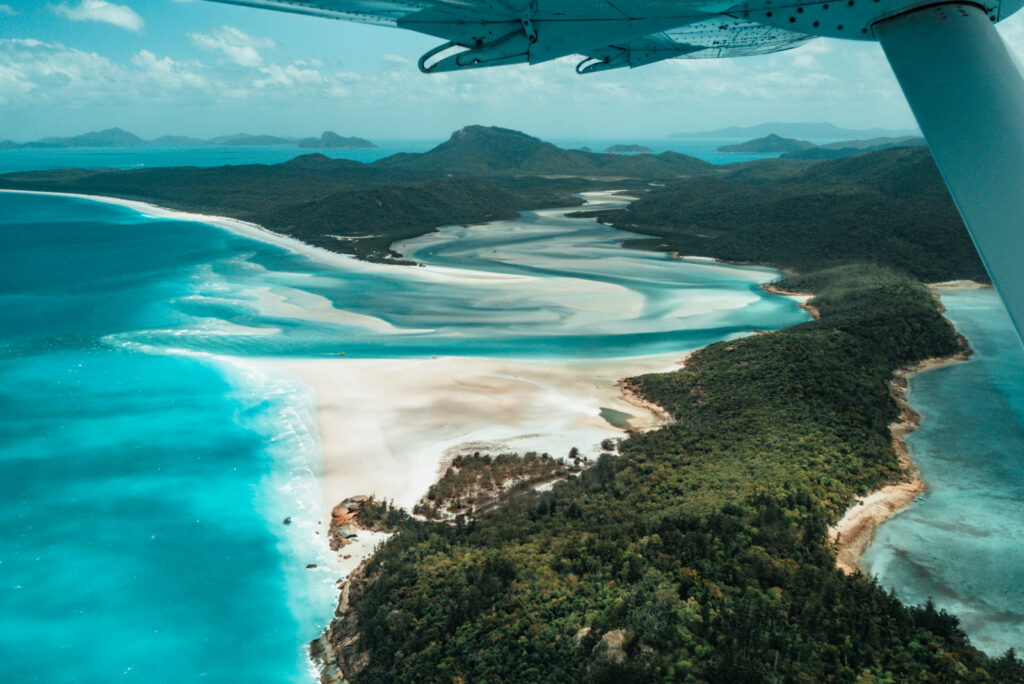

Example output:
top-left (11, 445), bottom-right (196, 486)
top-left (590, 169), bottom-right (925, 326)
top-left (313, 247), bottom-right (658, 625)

top-left (2, 0), bottom-right (1024, 141)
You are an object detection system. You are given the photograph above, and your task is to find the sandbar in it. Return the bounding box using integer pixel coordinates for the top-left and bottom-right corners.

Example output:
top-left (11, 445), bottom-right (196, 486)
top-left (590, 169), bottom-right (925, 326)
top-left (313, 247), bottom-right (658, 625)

top-left (258, 354), bottom-right (682, 523)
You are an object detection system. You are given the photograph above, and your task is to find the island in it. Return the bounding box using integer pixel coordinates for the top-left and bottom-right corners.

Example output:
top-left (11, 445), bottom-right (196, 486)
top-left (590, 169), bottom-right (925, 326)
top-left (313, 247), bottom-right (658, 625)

top-left (672, 122), bottom-right (919, 139)
top-left (0, 127), bottom-right (378, 149)
top-left (716, 133), bottom-right (817, 153)
top-left (0, 126), bottom-right (714, 262)
top-left (298, 131), bottom-right (377, 149)
top-left (603, 144), bottom-right (654, 154)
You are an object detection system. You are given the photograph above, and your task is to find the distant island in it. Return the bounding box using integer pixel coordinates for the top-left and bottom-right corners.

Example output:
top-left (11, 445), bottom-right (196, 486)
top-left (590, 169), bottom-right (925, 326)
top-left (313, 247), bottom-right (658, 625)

top-left (782, 134), bottom-right (925, 159)
top-left (603, 144), bottom-right (653, 154)
top-left (298, 131), bottom-right (376, 149)
top-left (673, 121), bottom-right (919, 140)
top-left (716, 134), bottom-right (816, 154)
top-left (716, 132), bottom-right (926, 159)
top-left (0, 127), bottom-right (377, 150)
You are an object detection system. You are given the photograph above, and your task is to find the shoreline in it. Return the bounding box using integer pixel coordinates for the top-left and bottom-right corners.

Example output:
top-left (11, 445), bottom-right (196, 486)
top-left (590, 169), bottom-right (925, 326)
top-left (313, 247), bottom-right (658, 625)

top-left (828, 334), bottom-right (974, 574)
top-left (0, 188), bottom-right (701, 556)
top-left (761, 283), bottom-right (821, 319)
top-left (260, 354), bottom-right (678, 524)
top-left (17, 186), bottom-right (964, 668)
top-left (0, 189), bottom-right (542, 288)
top-left (828, 281), bottom-right (986, 574)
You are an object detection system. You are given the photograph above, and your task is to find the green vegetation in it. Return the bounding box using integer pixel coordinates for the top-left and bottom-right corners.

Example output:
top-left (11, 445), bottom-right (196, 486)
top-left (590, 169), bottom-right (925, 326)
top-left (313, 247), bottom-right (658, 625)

top-left (353, 497), bottom-right (412, 531)
top-left (713, 133), bottom-right (923, 159)
top-left (585, 147), bottom-right (986, 283)
top-left (716, 134), bottom-right (816, 154)
top-left (414, 452), bottom-right (584, 521)
top-left (373, 126), bottom-right (713, 178)
top-left (317, 264), bottom-right (1022, 682)
top-left (0, 126), bottom-right (712, 262)
top-left (0, 162), bottom-right (541, 262)
top-left (0, 128), bottom-right (976, 280)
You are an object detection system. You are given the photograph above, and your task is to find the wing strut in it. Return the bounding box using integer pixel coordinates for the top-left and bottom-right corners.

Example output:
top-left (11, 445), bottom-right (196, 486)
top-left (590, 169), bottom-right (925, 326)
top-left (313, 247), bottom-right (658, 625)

top-left (876, 3), bottom-right (1024, 340)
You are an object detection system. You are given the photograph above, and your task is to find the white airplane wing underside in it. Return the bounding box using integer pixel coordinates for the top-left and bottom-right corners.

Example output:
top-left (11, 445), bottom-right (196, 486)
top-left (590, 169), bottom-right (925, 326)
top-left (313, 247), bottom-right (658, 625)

top-left (577, 19), bottom-right (812, 73)
top-left (209, 0), bottom-right (812, 72)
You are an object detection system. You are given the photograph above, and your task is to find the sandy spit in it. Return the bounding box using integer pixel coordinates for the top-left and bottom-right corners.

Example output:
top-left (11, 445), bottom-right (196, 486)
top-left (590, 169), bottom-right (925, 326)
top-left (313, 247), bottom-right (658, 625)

top-left (929, 280), bottom-right (992, 291)
top-left (761, 283), bottom-right (821, 320)
top-left (0, 189), bottom-right (537, 287)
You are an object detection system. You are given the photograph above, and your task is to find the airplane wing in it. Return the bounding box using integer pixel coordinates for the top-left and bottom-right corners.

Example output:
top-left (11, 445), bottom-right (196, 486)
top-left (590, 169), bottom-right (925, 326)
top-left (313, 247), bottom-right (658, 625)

top-left (576, 19), bottom-right (812, 73)
top-left (205, 0), bottom-right (500, 27)
top-left (208, 0), bottom-right (812, 73)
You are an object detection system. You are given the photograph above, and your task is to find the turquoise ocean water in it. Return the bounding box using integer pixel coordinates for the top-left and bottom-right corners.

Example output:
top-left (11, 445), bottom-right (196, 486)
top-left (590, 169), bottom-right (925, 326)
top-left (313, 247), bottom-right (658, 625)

top-left (0, 189), bottom-right (808, 682)
top-left (862, 289), bottom-right (1024, 656)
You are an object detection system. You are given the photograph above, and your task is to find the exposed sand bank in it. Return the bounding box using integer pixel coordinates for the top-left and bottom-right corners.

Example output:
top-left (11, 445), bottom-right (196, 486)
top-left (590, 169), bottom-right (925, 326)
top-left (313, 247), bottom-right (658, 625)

top-left (259, 354), bottom-right (680, 524)
top-left (929, 280), bottom-right (992, 291)
top-left (829, 343), bottom-right (973, 574)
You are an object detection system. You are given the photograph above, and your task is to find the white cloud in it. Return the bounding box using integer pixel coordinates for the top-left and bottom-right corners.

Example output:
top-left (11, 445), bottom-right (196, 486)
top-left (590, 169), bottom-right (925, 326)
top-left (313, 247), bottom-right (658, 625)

top-left (254, 62), bottom-right (323, 88)
top-left (51, 0), bottom-right (144, 32)
top-left (0, 39), bottom-right (212, 106)
top-left (189, 26), bottom-right (276, 67)
top-left (131, 50), bottom-right (210, 90)
top-left (0, 21), bottom-right (946, 136)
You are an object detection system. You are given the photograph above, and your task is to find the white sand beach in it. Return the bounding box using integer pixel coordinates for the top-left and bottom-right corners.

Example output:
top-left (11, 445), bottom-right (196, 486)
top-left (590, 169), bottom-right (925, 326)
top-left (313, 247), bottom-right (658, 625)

top-left (0, 189), bottom-right (541, 287)
top-left (829, 347), bottom-right (973, 574)
top-left (261, 354), bottom-right (682, 519)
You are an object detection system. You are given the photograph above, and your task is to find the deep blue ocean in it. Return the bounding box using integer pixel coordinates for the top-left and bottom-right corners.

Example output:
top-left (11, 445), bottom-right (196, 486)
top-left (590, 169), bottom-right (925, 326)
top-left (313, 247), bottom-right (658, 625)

top-left (0, 188), bottom-right (808, 682)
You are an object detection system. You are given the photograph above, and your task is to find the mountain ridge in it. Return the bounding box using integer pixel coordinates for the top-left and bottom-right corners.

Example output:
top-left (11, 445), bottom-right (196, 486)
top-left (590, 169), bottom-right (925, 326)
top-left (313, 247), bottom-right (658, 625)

top-left (373, 125), bottom-right (712, 178)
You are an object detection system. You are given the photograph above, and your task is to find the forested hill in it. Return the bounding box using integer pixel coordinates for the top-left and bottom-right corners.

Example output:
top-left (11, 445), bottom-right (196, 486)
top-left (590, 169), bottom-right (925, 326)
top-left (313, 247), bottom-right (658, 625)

top-left (0, 129), bottom-right (985, 279)
top-left (0, 126), bottom-right (712, 262)
top-left (373, 125), bottom-right (714, 178)
top-left (582, 146), bottom-right (986, 283)
top-left (316, 264), bottom-right (1023, 682)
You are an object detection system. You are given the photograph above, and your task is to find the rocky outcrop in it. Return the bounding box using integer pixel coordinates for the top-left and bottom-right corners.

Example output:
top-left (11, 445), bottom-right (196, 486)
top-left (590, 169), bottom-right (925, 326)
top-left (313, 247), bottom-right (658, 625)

top-left (328, 496), bottom-right (369, 551)
top-left (309, 565), bottom-right (372, 684)
top-left (591, 629), bottom-right (627, 665)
